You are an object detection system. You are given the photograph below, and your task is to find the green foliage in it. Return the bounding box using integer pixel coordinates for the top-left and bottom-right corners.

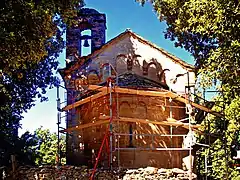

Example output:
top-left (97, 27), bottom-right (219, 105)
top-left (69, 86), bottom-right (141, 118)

top-left (137, 0), bottom-right (240, 95)
top-left (0, 131), bottom-right (38, 166)
top-left (198, 97), bottom-right (240, 179)
top-left (34, 127), bottom-right (66, 165)
top-left (15, 131), bottom-right (39, 165)
top-left (137, 0), bottom-right (240, 179)
top-left (0, 0), bottom-right (83, 73)
top-left (0, 0), bottom-right (84, 166)
top-left (3, 127), bottom-right (66, 166)
top-left (233, 177), bottom-right (240, 180)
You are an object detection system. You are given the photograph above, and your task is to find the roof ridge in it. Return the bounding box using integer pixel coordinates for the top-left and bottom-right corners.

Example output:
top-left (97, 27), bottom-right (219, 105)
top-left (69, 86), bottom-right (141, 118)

top-left (63, 29), bottom-right (195, 73)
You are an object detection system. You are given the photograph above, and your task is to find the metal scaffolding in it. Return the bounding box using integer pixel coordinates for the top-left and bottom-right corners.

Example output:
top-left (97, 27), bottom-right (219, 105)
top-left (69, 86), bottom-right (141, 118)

top-left (56, 61), bottom-right (227, 180)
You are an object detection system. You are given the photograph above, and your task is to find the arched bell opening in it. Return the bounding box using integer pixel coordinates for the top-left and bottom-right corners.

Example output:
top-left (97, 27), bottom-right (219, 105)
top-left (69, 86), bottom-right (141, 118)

top-left (81, 29), bottom-right (92, 56)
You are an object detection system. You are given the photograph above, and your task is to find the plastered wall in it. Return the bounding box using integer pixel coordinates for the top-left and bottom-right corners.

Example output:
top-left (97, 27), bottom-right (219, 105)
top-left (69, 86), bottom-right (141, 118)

top-left (68, 33), bottom-right (195, 93)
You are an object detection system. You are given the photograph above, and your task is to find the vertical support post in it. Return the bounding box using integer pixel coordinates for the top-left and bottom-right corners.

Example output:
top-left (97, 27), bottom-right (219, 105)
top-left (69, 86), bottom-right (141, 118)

top-left (114, 55), bottom-right (121, 169)
top-left (169, 97), bottom-right (173, 140)
top-left (222, 90), bottom-right (229, 180)
top-left (203, 88), bottom-right (208, 179)
top-left (57, 86), bottom-right (61, 166)
top-left (203, 88), bottom-right (207, 175)
top-left (170, 101), bottom-right (173, 167)
top-left (11, 155), bottom-right (16, 179)
top-left (187, 72), bottom-right (193, 180)
top-left (169, 85), bottom-right (173, 152)
top-left (109, 64), bottom-right (113, 170)
top-left (116, 69), bottom-right (120, 169)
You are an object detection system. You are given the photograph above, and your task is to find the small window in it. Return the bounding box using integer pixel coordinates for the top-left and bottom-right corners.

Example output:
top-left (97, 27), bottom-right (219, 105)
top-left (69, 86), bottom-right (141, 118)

top-left (128, 123), bottom-right (134, 147)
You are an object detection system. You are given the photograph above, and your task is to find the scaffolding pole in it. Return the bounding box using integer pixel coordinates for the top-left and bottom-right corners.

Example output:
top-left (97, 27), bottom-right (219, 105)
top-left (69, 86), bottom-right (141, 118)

top-left (108, 64), bottom-right (113, 170)
top-left (57, 56), bottom-right (229, 179)
top-left (57, 86), bottom-right (61, 166)
top-left (187, 72), bottom-right (193, 180)
top-left (115, 63), bottom-right (120, 169)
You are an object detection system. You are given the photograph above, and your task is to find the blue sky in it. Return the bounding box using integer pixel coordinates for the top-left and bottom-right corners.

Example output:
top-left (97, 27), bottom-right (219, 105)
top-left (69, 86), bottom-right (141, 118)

top-left (19, 0), bottom-right (194, 135)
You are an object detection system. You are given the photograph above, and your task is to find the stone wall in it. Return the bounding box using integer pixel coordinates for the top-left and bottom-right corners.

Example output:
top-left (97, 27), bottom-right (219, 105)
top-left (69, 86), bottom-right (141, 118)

top-left (13, 165), bottom-right (197, 180)
top-left (70, 94), bottom-right (188, 168)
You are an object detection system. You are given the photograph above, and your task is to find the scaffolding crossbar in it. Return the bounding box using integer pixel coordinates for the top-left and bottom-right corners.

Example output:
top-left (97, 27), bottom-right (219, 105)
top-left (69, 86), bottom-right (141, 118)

top-left (63, 85), bottom-right (223, 117)
top-left (63, 90), bottom-right (108, 111)
top-left (114, 147), bottom-right (193, 151)
top-left (60, 116), bottom-right (201, 133)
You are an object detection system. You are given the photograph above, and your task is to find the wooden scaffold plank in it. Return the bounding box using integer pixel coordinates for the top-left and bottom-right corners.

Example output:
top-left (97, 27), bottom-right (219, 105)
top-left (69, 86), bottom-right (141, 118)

top-left (88, 85), bottom-right (169, 97)
top-left (166, 91), bottom-right (223, 117)
top-left (60, 115), bottom-right (202, 134)
top-left (60, 119), bottom-right (109, 133)
top-left (62, 90), bottom-right (108, 111)
top-left (98, 115), bottom-right (201, 130)
top-left (116, 117), bottom-right (201, 131)
top-left (89, 85), bottom-right (223, 117)
top-left (65, 85), bottom-right (223, 117)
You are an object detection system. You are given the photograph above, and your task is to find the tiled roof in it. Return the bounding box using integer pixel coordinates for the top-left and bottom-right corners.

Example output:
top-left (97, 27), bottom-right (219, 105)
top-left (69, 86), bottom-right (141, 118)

top-left (74, 72), bottom-right (168, 102)
top-left (100, 72), bottom-right (169, 90)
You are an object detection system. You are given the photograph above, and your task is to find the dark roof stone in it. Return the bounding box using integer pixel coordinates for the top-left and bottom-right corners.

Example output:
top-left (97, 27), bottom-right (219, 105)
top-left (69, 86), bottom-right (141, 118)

top-left (100, 72), bottom-right (168, 90)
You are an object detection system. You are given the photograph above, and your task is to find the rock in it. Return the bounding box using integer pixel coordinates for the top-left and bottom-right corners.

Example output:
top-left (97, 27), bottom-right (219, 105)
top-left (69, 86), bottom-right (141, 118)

top-left (126, 169), bottom-right (136, 174)
top-left (177, 173), bottom-right (184, 177)
top-left (172, 168), bottom-right (185, 174)
top-left (144, 166), bottom-right (158, 174)
top-left (158, 168), bottom-right (167, 174)
top-left (14, 165), bottom-right (197, 180)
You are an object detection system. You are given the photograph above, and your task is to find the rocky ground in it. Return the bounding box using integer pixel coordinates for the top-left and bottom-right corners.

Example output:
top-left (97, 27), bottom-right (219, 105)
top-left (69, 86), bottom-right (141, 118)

top-left (14, 165), bottom-right (197, 180)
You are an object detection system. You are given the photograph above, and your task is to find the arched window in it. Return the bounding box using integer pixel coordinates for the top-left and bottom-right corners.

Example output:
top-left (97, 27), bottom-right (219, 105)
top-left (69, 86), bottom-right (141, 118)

top-left (87, 70), bottom-right (99, 85)
top-left (147, 62), bottom-right (158, 81)
top-left (102, 65), bottom-right (110, 82)
top-left (119, 101), bottom-right (134, 147)
top-left (119, 101), bottom-right (132, 117)
top-left (136, 101), bottom-right (147, 119)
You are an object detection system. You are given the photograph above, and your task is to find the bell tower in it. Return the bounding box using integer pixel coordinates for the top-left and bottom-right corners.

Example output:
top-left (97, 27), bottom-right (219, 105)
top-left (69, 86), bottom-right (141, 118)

top-left (66, 8), bottom-right (106, 62)
top-left (65, 8), bottom-right (106, 165)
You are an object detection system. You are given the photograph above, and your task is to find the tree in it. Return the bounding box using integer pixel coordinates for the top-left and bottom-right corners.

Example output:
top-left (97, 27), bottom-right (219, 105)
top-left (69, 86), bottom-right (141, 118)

top-left (0, 0), bottom-right (84, 166)
top-left (34, 127), bottom-right (66, 165)
top-left (137, 0), bottom-right (240, 179)
top-left (0, 131), bottom-right (38, 166)
top-left (5, 128), bottom-right (66, 166)
top-left (195, 96), bottom-right (240, 179)
top-left (138, 0), bottom-right (240, 96)
top-left (14, 131), bottom-right (39, 166)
